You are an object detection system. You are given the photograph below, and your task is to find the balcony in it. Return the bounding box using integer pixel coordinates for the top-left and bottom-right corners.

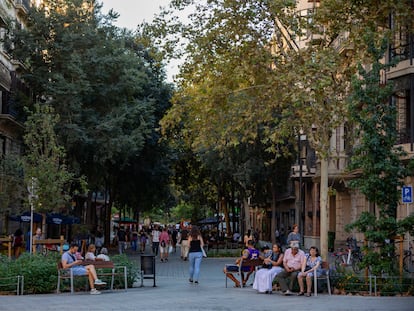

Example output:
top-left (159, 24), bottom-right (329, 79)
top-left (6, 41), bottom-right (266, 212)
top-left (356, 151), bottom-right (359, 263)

top-left (390, 43), bottom-right (411, 62)
top-left (331, 32), bottom-right (353, 55)
top-left (0, 61), bottom-right (11, 91)
top-left (14, 0), bottom-right (30, 15)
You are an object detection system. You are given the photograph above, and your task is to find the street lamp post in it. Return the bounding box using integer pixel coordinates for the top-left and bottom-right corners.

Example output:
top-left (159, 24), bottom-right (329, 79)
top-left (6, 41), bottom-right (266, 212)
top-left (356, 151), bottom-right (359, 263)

top-left (28, 177), bottom-right (38, 255)
top-left (298, 133), bottom-right (306, 248)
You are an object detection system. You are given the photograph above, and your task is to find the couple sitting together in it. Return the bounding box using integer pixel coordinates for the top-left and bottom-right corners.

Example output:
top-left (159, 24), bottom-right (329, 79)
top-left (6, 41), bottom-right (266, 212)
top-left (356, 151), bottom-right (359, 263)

top-left (224, 240), bottom-right (322, 296)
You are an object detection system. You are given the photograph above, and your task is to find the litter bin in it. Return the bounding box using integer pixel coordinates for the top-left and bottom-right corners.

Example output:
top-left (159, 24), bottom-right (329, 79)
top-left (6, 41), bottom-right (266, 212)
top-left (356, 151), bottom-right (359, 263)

top-left (140, 254), bottom-right (156, 287)
top-left (328, 231), bottom-right (335, 252)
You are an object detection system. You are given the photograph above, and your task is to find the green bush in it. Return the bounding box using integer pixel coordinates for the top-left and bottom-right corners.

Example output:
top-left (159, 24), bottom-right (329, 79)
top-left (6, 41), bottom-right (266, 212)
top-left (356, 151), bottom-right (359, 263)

top-left (206, 248), bottom-right (242, 257)
top-left (0, 252), bottom-right (139, 294)
top-left (0, 253), bottom-right (59, 294)
top-left (111, 254), bottom-right (140, 288)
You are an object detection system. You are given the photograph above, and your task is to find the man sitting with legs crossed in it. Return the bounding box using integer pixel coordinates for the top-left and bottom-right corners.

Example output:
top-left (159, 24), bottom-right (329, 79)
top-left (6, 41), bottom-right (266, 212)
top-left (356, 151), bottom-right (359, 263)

top-left (61, 242), bottom-right (107, 295)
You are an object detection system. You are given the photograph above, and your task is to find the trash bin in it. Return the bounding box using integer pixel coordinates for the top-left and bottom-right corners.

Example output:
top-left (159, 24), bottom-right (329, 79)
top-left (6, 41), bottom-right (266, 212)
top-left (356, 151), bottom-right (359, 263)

top-left (140, 254), bottom-right (156, 287)
top-left (328, 231), bottom-right (335, 252)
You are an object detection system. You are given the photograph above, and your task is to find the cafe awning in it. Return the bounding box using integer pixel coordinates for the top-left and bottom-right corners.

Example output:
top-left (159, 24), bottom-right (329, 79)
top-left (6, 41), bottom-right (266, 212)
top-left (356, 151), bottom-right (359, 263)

top-left (47, 213), bottom-right (80, 225)
top-left (9, 211), bottom-right (43, 223)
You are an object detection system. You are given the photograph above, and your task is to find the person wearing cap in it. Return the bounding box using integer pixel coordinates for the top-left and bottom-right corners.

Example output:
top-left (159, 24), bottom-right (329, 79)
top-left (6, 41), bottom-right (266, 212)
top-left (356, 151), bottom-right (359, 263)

top-left (223, 239), bottom-right (260, 287)
top-left (275, 241), bottom-right (305, 295)
top-left (61, 242), bottom-right (107, 295)
top-left (253, 243), bottom-right (284, 294)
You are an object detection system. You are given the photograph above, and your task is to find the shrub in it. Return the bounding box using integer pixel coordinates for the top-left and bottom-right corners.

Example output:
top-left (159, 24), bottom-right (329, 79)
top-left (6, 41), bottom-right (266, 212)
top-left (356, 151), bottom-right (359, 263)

top-left (111, 254), bottom-right (140, 287)
top-left (0, 252), bottom-right (139, 294)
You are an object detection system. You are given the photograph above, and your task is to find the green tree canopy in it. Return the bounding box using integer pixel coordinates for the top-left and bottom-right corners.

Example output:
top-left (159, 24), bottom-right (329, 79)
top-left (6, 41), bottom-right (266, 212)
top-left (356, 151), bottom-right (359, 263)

top-left (23, 104), bottom-right (76, 213)
top-left (8, 0), bottom-right (174, 220)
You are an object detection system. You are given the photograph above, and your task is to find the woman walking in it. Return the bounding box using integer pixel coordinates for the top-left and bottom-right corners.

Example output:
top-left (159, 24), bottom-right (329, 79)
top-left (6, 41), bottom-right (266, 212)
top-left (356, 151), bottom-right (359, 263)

top-left (188, 226), bottom-right (205, 284)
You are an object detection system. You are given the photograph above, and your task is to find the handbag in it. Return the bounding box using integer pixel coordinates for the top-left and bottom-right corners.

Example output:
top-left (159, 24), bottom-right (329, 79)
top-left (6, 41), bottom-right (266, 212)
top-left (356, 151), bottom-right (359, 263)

top-left (168, 245), bottom-right (173, 253)
top-left (202, 247), bottom-right (207, 258)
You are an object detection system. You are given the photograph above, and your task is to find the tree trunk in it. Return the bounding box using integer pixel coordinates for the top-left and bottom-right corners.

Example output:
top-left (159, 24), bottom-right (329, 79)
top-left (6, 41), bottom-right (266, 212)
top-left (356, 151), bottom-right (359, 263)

top-left (271, 182), bottom-right (277, 244)
top-left (320, 157), bottom-right (329, 260)
top-left (243, 197), bottom-right (251, 234)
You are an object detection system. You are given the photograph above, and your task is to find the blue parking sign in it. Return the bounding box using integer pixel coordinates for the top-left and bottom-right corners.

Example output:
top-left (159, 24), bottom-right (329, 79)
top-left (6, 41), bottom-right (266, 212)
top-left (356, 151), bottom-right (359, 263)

top-left (402, 186), bottom-right (413, 203)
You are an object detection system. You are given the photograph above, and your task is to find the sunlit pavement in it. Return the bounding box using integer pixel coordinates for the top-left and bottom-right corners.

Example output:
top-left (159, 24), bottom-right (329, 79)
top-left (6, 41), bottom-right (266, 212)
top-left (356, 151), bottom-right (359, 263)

top-left (1, 246), bottom-right (413, 311)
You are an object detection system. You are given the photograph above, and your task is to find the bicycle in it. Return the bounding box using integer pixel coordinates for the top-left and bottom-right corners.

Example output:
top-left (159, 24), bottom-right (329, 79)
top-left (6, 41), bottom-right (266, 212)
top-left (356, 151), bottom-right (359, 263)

top-left (403, 240), bottom-right (414, 273)
top-left (332, 237), bottom-right (363, 274)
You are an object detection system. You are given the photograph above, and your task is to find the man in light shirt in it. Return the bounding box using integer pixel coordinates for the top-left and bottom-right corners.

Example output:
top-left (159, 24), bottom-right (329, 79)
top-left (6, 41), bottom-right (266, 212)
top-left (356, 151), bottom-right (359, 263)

top-left (275, 242), bottom-right (305, 295)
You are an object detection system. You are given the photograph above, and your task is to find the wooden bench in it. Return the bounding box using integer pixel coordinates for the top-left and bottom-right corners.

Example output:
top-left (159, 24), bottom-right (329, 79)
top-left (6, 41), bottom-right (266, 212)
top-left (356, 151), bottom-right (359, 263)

top-left (33, 236), bottom-right (66, 255)
top-left (57, 260), bottom-right (127, 294)
top-left (224, 258), bottom-right (264, 288)
top-left (0, 236), bottom-right (13, 258)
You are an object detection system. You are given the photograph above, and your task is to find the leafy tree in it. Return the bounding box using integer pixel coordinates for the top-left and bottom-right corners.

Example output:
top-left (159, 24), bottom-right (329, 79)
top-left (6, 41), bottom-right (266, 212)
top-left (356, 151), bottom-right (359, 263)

top-left (346, 30), bottom-right (414, 275)
top-left (140, 1), bottom-right (414, 257)
top-left (170, 202), bottom-right (200, 224)
top-left (151, 0), bottom-right (302, 240)
top-left (7, 0), bottom-right (173, 238)
top-left (22, 104), bottom-right (76, 213)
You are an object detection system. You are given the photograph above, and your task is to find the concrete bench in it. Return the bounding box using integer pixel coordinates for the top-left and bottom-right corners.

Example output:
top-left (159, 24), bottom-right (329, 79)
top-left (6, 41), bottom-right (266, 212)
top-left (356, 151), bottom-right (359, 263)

top-left (57, 260), bottom-right (127, 294)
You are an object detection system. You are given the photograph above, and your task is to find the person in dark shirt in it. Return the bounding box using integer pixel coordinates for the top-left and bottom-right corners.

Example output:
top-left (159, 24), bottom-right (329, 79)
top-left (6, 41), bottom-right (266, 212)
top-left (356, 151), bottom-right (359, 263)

top-left (224, 240), bottom-right (260, 287)
top-left (13, 228), bottom-right (23, 258)
top-left (117, 226), bottom-right (127, 254)
top-left (188, 226), bottom-right (205, 284)
top-left (171, 228), bottom-right (178, 253)
top-left (180, 228), bottom-right (189, 260)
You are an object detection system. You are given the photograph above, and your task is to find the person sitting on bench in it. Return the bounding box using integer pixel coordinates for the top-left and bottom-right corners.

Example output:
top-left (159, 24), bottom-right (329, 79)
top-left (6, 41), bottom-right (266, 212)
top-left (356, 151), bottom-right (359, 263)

top-left (61, 242), bottom-right (107, 295)
top-left (223, 240), bottom-right (260, 287)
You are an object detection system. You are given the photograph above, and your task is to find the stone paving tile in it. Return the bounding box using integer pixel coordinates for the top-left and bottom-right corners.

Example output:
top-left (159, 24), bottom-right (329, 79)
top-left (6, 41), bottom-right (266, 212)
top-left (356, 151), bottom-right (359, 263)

top-left (1, 245), bottom-right (413, 311)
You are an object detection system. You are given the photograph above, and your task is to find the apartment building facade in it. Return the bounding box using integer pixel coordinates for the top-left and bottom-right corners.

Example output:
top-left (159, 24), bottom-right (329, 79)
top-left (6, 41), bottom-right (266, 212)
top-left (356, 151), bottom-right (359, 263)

top-left (0, 0), bottom-right (30, 233)
top-left (272, 0), bottom-right (414, 250)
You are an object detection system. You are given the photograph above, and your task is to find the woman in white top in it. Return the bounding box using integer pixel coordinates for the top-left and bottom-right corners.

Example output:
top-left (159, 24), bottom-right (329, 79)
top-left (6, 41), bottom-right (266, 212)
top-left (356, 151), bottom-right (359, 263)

top-left (85, 244), bottom-right (103, 261)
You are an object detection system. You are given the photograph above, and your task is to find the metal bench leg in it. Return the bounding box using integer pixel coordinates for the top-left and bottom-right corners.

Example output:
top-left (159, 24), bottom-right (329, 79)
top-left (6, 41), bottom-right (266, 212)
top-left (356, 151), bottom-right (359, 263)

top-left (70, 271), bottom-right (74, 294)
top-left (124, 267), bottom-right (128, 291)
top-left (327, 273), bottom-right (331, 295)
top-left (57, 273), bottom-right (61, 293)
top-left (111, 268), bottom-right (115, 290)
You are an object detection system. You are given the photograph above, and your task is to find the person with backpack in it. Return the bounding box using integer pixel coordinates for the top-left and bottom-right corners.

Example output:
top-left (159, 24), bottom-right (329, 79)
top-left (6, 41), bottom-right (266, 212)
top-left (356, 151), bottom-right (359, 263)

top-left (159, 227), bottom-right (170, 262)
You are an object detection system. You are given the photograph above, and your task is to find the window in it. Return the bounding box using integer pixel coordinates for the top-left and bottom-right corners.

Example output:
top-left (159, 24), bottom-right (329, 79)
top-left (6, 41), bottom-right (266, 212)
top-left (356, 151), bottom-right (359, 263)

top-left (395, 89), bottom-right (411, 144)
top-left (389, 15), bottom-right (411, 62)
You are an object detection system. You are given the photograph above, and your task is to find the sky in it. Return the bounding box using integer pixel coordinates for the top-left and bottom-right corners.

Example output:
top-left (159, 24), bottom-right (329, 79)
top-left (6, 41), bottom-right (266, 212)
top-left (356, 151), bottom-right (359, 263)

top-left (101, 0), bottom-right (179, 82)
top-left (101, 0), bottom-right (171, 29)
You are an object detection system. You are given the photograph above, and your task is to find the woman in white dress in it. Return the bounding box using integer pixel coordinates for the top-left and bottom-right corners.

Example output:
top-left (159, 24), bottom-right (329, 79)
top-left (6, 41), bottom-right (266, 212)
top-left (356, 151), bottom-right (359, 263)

top-left (253, 243), bottom-right (284, 294)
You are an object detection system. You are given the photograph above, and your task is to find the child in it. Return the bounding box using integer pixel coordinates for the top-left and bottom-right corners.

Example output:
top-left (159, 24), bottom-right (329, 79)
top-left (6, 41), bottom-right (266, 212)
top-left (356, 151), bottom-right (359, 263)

top-left (85, 244), bottom-right (101, 261)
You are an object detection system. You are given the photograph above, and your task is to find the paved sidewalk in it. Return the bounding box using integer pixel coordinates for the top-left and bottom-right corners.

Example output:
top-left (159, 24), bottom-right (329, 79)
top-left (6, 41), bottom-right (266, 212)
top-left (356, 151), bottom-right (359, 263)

top-left (1, 248), bottom-right (413, 311)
